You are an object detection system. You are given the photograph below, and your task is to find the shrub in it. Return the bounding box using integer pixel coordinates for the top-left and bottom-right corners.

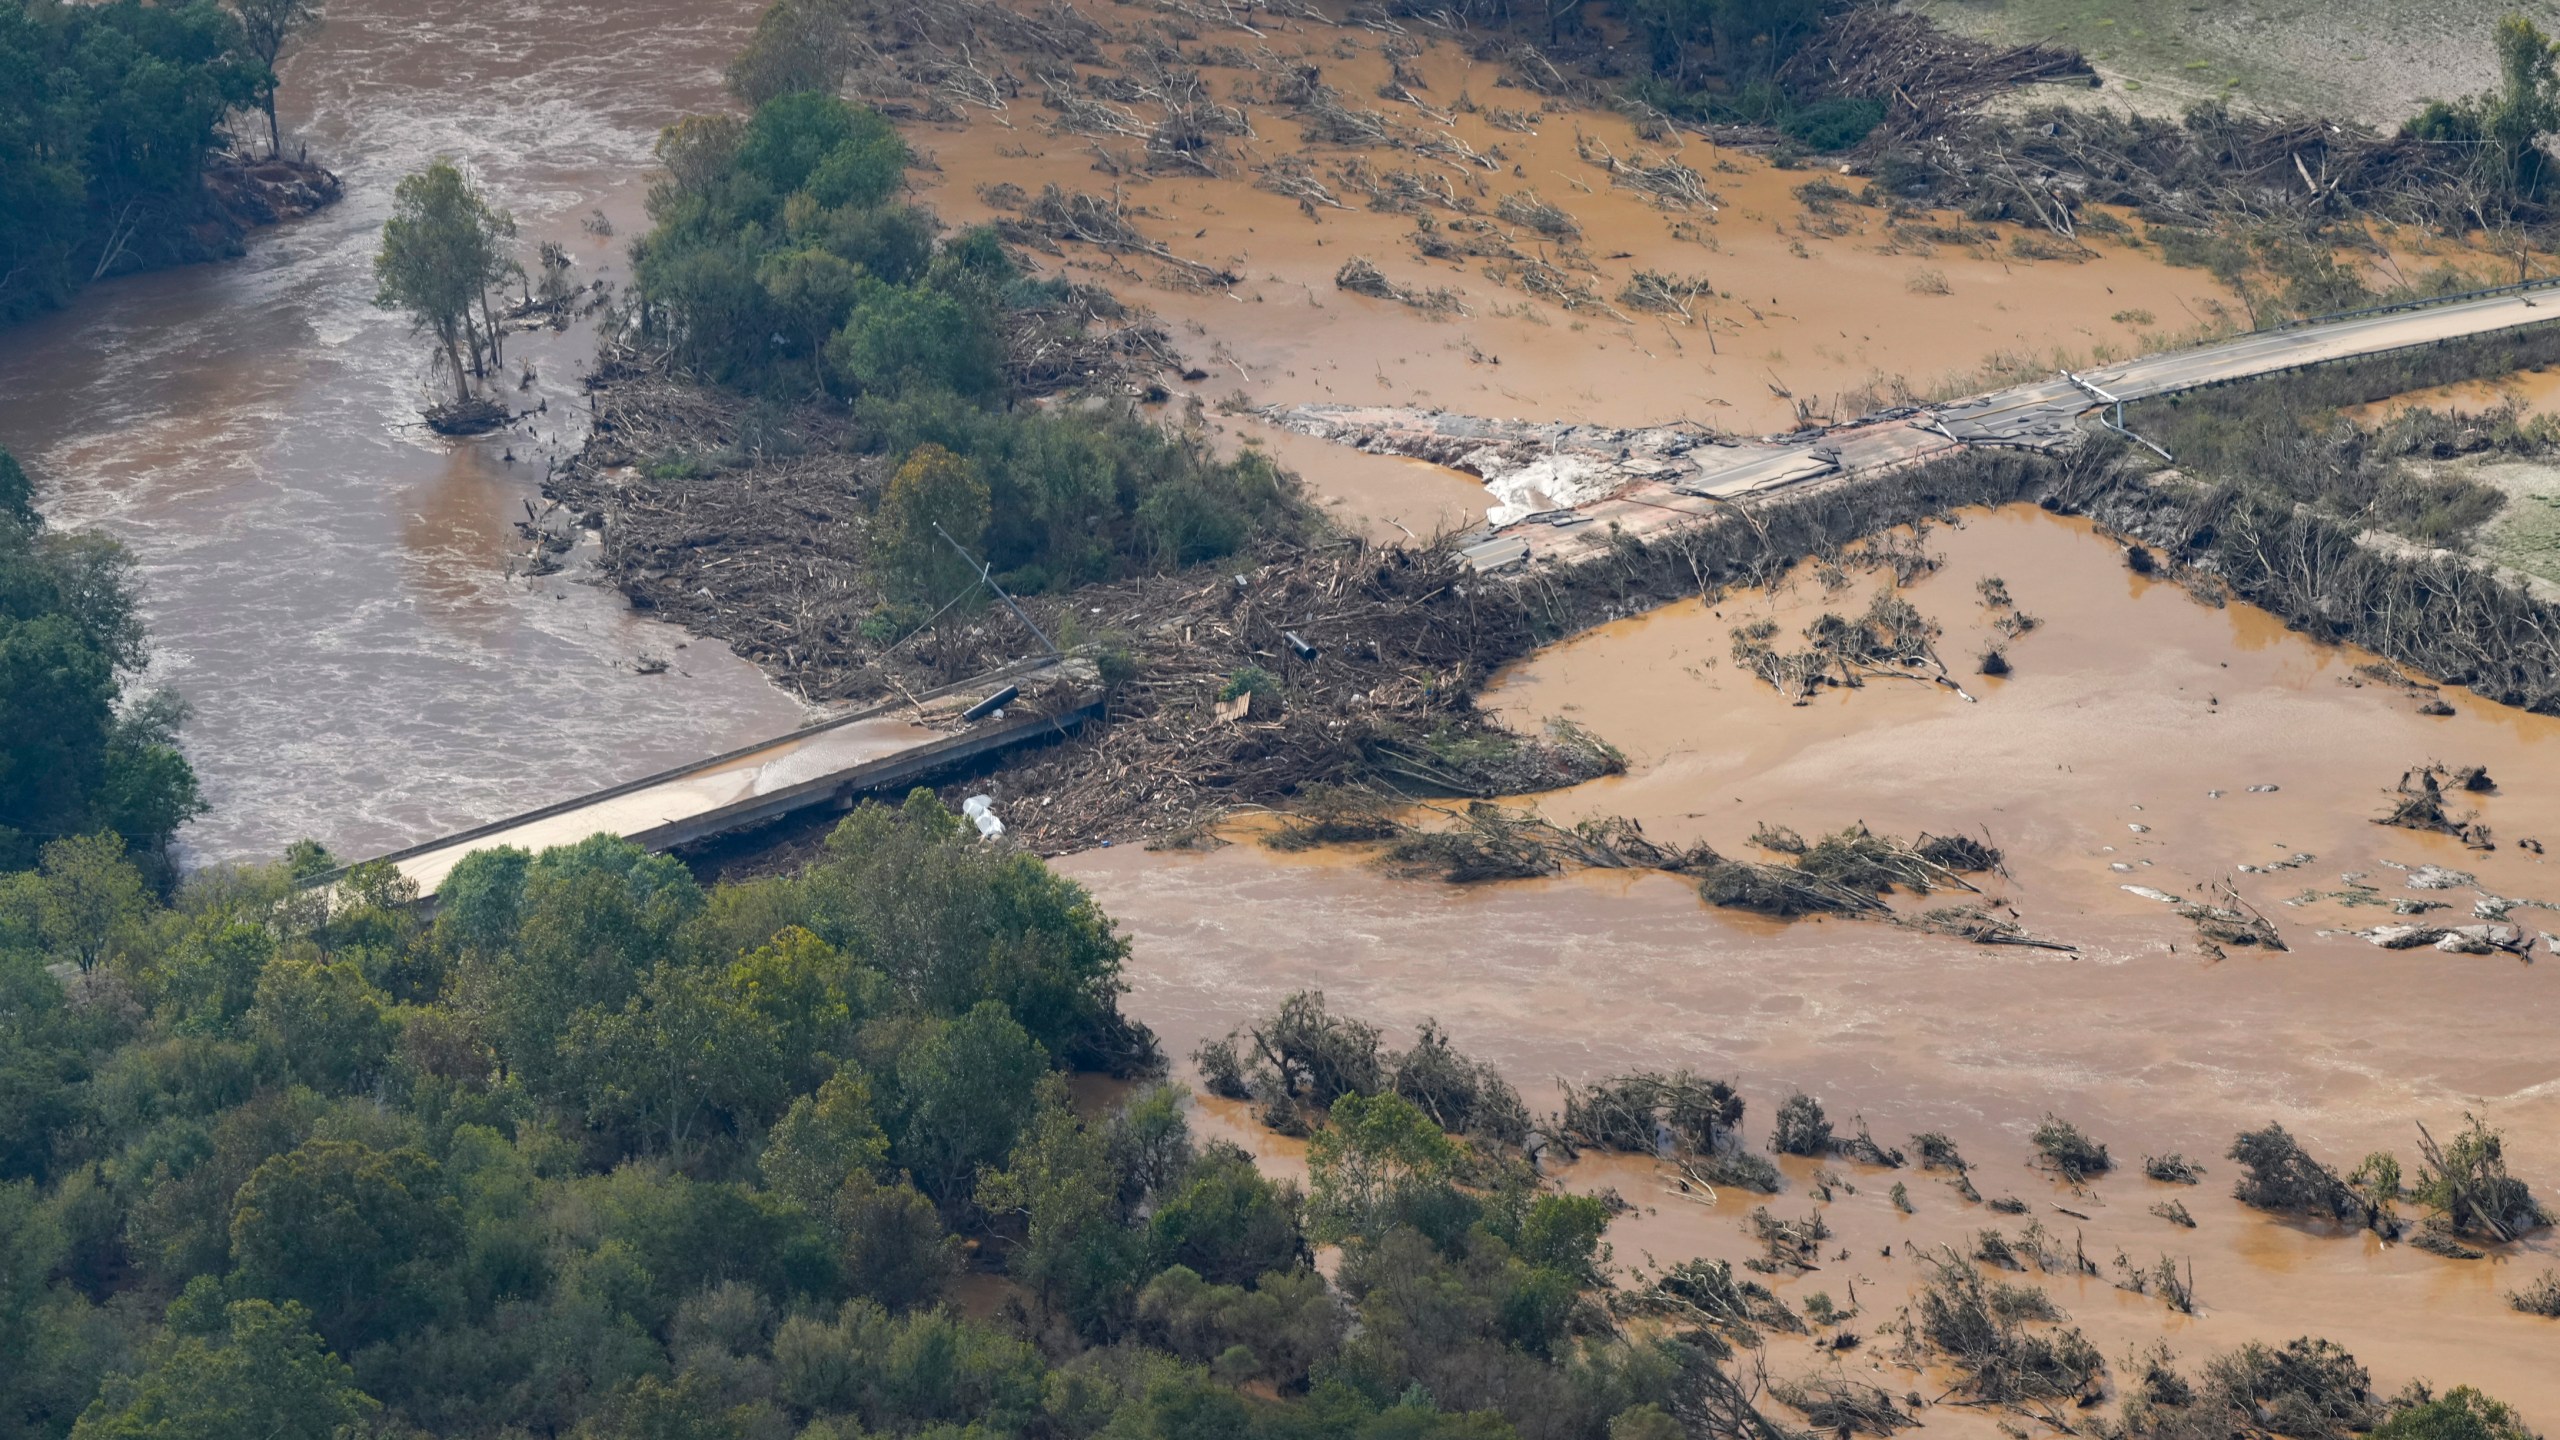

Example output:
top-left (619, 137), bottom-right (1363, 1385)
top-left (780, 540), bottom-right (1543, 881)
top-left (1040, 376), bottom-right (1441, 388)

top-left (2031, 1116), bottom-right (2111, 1183)
top-left (1771, 1092), bottom-right (1833, 1156)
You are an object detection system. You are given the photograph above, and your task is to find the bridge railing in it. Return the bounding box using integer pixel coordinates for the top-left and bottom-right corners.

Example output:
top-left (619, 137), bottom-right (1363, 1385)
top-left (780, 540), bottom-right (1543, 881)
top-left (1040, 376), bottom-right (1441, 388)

top-left (2256, 272), bottom-right (2560, 335)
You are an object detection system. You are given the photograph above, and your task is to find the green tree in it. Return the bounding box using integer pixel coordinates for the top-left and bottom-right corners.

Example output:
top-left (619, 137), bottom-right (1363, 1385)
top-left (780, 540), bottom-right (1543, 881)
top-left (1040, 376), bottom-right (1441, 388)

top-left (459, 834), bottom-right (703, 1095)
top-left (563, 958), bottom-right (784, 1158)
top-left (0, 1), bottom-right (263, 323)
top-left (726, 0), bottom-right (862, 108)
top-left (1150, 1143), bottom-right (1307, 1287)
top-left (71, 1297), bottom-right (376, 1440)
top-left (892, 1001), bottom-right (1048, 1212)
top-left (0, 449), bottom-right (32, 528)
top-left (2406, 17), bottom-right (2560, 208)
top-left (0, 947), bottom-right (91, 1181)
top-left (23, 833), bottom-right (150, 974)
top-left (828, 282), bottom-right (1001, 398)
top-left (1134, 1264), bottom-right (1345, 1387)
top-left (870, 443), bottom-right (991, 607)
top-left (573, 1370), bottom-right (772, 1440)
top-left (734, 91), bottom-right (906, 208)
top-left (759, 246), bottom-right (863, 391)
top-left (977, 1078), bottom-right (1148, 1338)
top-left (249, 953), bottom-right (395, 1092)
top-left (230, 0), bottom-right (322, 158)
top-left (1306, 1091), bottom-right (1460, 1245)
top-left (2373, 1387), bottom-right (2537, 1440)
top-left (726, 924), bottom-right (866, 1094)
top-left (433, 842), bottom-right (530, 958)
top-left (762, 1068), bottom-right (889, 1214)
top-left (831, 1174), bottom-right (958, 1310)
top-left (1517, 1192), bottom-right (1611, 1284)
top-left (228, 1139), bottom-right (463, 1350)
top-left (0, 1179), bottom-right (62, 1397)
top-left (374, 159), bottom-right (516, 404)
top-left (805, 792), bottom-right (1135, 1067)
top-left (0, 456), bottom-right (203, 868)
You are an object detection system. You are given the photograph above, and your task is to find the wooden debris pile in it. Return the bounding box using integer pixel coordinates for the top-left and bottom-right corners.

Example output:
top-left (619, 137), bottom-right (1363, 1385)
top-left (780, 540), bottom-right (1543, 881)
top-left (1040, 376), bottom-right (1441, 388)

top-left (1001, 186), bottom-right (1241, 284)
top-left (1776, 6), bottom-right (2093, 140)
top-left (2373, 762), bottom-right (2496, 850)
top-left (1334, 256), bottom-right (1468, 315)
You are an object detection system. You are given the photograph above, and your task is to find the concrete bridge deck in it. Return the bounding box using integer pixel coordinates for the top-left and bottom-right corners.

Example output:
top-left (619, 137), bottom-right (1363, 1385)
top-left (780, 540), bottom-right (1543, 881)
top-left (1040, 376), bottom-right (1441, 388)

top-left (369, 659), bottom-right (1099, 898)
top-left (1277, 280), bottom-right (2560, 569)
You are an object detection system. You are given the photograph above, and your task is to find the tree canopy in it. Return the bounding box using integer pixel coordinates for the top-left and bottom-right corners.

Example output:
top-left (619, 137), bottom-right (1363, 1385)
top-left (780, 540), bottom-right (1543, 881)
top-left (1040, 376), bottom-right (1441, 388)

top-left (374, 159), bottom-right (517, 406)
top-left (0, 0), bottom-right (270, 324)
top-left (0, 789), bottom-right (1777, 1440)
top-left (0, 445), bottom-right (204, 872)
top-left (627, 87), bottom-right (1309, 608)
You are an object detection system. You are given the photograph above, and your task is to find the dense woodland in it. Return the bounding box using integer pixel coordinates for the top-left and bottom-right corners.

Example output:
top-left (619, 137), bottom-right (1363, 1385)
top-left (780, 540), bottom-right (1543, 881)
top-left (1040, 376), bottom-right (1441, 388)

top-left (0, 0), bottom-right (280, 325)
top-left (0, 791), bottom-right (1751, 1440)
top-left (0, 446), bottom-right (204, 874)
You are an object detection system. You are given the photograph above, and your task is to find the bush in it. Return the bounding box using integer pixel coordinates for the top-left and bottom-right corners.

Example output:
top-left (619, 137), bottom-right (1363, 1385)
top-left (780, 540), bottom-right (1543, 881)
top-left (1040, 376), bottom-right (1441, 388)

top-left (1781, 96), bottom-right (1886, 152)
top-left (2373, 1387), bottom-right (2539, 1440)
top-left (1771, 1093), bottom-right (1833, 1156)
top-left (2031, 1116), bottom-right (2111, 1183)
top-left (2507, 1268), bottom-right (2560, 1317)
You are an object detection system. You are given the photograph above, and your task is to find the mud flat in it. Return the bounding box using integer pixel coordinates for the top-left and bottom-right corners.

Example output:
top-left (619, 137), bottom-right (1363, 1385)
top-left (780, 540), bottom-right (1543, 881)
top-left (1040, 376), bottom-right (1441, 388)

top-left (885, 0), bottom-right (2232, 446)
top-left (1062, 503), bottom-right (2560, 1422)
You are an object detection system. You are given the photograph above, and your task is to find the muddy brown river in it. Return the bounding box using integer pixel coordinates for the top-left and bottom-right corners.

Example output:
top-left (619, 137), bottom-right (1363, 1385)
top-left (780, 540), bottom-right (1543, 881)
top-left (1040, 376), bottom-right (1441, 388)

top-left (0, 0), bottom-right (797, 865)
top-left (8, 0), bottom-right (2560, 1411)
top-left (1060, 507), bottom-right (2560, 1418)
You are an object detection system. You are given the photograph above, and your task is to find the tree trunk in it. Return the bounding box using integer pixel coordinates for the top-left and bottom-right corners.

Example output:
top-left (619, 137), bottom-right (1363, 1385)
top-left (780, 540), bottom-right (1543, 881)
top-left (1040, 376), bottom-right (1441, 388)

top-left (265, 95), bottom-right (282, 161)
top-left (441, 323), bottom-right (471, 404)
top-left (478, 290), bottom-right (505, 371)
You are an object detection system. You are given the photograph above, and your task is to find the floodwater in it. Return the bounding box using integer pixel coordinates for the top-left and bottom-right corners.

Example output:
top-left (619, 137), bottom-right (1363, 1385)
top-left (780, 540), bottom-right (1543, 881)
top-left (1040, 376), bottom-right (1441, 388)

top-left (904, 0), bottom-right (2232, 448)
top-left (0, 0), bottom-right (799, 866)
top-left (2350, 364), bottom-right (2560, 425)
top-left (1063, 506), bottom-right (2560, 1419)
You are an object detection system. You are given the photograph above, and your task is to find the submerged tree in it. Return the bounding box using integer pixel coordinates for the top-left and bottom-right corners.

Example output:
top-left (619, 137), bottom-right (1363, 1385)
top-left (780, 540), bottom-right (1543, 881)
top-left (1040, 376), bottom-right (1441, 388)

top-left (372, 160), bottom-right (515, 409)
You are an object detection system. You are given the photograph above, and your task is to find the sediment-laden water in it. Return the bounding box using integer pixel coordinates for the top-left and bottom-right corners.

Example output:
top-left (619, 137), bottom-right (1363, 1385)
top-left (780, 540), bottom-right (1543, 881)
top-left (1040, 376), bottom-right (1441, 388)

top-left (0, 0), bottom-right (799, 866)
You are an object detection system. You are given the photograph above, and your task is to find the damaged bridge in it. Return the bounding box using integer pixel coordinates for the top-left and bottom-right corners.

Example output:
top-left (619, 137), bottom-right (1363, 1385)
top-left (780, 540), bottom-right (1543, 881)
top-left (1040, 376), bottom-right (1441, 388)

top-left (1269, 281), bottom-right (2560, 571)
top-left (365, 659), bottom-right (1101, 900)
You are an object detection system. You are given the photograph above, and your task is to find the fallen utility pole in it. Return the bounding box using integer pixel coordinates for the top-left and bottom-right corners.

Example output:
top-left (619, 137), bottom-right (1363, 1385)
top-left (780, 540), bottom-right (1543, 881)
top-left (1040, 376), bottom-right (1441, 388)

top-left (935, 520), bottom-right (1061, 658)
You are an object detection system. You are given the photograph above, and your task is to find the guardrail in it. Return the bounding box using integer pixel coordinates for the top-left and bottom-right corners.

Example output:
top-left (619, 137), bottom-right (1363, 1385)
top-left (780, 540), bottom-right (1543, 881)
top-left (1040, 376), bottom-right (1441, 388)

top-left (311, 654), bottom-right (1075, 890)
top-left (2257, 273), bottom-right (2560, 334)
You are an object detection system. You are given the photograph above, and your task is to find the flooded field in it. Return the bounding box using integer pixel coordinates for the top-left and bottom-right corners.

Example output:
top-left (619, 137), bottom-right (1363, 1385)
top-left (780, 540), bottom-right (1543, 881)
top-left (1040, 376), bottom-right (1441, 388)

top-left (1063, 505), bottom-right (2560, 1420)
top-left (891, 0), bottom-right (2234, 450)
top-left (2350, 365), bottom-right (2560, 426)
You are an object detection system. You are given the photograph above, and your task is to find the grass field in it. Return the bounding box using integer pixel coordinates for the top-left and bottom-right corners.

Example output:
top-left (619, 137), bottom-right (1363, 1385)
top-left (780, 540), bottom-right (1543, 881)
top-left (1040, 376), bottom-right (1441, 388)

top-left (1911, 0), bottom-right (2558, 126)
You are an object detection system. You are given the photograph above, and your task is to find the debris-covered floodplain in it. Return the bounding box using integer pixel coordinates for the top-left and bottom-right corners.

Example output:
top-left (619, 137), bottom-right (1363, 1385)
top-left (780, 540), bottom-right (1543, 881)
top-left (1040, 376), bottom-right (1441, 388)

top-left (534, 0), bottom-right (2560, 1425)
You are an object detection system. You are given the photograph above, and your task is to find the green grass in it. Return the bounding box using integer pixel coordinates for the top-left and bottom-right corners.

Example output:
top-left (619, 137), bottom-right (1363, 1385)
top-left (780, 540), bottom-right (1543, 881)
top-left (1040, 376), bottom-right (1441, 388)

top-left (1908, 0), bottom-right (2292, 112)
